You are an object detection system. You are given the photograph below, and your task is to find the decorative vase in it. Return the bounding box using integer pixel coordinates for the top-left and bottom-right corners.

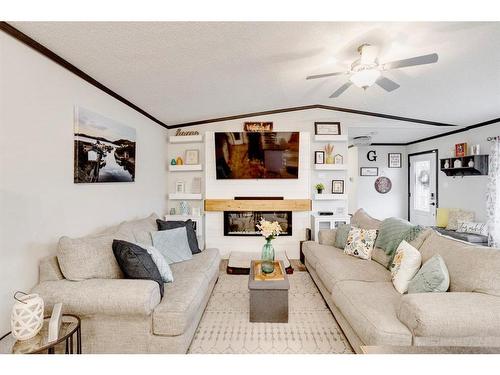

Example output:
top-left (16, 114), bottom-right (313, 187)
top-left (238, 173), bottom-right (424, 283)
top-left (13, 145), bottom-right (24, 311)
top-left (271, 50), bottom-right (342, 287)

top-left (468, 160), bottom-right (475, 167)
top-left (176, 157), bottom-right (184, 165)
top-left (261, 238), bottom-right (275, 274)
top-left (179, 200), bottom-right (190, 215)
top-left (444, 160), bottom-right (450, 169)
top-left (325, 155), bottom-right (334, 164)
top-left (170, 158), bottom-right (177, 165)
top-left (11, 292), bottom-right (44, 341)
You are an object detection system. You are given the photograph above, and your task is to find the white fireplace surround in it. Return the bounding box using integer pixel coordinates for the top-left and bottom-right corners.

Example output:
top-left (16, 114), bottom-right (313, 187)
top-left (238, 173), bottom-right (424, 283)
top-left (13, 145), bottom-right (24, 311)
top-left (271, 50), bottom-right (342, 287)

top-left (204, 131), bottom-right (311, 258)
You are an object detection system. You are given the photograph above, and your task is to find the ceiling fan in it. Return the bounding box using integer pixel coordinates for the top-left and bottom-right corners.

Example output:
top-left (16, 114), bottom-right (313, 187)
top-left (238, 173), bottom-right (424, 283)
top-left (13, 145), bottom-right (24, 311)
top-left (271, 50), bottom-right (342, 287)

top-left (306, 44), bottom-right (439, 98)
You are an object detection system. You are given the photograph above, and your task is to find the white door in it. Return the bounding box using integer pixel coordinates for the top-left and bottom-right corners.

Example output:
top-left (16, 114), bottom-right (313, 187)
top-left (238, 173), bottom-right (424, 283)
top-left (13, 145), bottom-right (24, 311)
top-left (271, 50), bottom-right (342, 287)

top-left (409, 151), bottom-right (437, 226)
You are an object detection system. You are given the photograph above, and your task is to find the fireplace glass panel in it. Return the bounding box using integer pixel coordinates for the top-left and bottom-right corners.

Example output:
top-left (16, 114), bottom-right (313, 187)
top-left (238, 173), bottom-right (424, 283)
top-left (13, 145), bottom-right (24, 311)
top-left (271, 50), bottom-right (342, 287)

top-left (224, 211), bottom-right (292, 236)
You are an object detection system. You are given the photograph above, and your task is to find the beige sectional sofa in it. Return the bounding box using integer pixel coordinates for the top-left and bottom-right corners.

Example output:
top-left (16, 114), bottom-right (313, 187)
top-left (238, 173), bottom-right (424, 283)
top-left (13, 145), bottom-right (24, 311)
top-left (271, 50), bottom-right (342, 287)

top-left (32, 213), bottom-right (220, 354)
top-left (302, 209), bottom-right (500, 353)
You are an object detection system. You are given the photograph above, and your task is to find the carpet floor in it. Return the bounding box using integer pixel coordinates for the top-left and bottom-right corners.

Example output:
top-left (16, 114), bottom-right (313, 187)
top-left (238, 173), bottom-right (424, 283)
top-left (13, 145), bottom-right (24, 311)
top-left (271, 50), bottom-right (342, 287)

top-left (188, 271), bottom-right (353, 354)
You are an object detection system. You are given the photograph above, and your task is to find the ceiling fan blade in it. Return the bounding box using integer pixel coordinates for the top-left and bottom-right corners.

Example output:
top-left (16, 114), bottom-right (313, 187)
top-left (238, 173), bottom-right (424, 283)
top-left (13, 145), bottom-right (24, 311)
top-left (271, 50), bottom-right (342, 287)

top-left (382, 53), bottom-right (439, 70)
top-left (376, 76), bottom-right (400, 92)
top-left (329, 82), bottom-right (353, 98)
top-left (306, 71), bottom-right (347, 80)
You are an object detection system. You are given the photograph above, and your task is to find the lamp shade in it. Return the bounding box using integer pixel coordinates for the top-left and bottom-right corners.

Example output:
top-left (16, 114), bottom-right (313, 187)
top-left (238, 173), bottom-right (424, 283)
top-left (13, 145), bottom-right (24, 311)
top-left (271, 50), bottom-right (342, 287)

top-left (350, 69), bottom-right (381, 89)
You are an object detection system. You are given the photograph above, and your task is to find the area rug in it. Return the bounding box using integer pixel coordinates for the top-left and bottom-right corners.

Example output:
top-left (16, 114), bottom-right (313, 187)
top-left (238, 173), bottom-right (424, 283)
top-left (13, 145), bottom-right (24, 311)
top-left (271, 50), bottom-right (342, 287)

top-left (188, 271), bottom-right (353, 354)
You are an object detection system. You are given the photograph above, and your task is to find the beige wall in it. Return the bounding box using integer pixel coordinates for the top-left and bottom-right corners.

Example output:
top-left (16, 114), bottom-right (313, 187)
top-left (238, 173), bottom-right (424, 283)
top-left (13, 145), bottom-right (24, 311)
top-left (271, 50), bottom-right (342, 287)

top-left (0, 33), bottom-right (168, 334)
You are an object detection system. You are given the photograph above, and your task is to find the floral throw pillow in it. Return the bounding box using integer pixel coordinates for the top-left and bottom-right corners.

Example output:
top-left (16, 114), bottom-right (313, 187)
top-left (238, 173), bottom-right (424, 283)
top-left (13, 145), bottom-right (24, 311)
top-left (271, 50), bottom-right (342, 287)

top-left (390, 240), bottom-right (422, 294)
top-left (344, 226), bottom-right (378, 260)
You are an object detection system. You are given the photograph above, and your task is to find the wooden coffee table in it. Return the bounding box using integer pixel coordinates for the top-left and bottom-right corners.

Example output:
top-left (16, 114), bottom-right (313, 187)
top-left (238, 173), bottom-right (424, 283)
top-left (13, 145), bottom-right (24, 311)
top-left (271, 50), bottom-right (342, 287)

top-left (248, 260), bottom-right (290, 323)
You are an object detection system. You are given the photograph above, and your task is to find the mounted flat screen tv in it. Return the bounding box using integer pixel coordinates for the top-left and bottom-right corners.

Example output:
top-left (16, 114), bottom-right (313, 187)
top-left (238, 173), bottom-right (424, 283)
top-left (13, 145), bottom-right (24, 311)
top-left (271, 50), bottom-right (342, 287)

top-left (215, 132), bottom-right (300, 179)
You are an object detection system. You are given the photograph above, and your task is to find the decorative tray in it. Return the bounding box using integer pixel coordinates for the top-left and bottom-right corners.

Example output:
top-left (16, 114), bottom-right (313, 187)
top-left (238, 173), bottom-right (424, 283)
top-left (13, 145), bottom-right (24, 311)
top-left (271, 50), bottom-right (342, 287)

top-left (253, 260), bottom-right (285, 281)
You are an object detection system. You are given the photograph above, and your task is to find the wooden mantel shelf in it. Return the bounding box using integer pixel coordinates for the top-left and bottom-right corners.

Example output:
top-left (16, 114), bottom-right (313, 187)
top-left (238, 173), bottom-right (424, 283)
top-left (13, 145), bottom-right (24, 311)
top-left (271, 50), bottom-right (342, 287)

top-left (204, 199), bottom-right (311, 212)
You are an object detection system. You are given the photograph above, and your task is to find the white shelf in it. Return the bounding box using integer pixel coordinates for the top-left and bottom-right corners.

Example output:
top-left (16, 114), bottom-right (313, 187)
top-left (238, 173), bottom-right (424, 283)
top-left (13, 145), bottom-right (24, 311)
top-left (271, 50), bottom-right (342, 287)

top-left (169, 164), bottom-right (203, 172)
top-left (169, 134), bottom-right (203, 144)
top-left (314, 164), bottom-right (348, 171)
top-left (168, 193), bottom-right (203, 200)
top-left (314, 193), bottom-right (348, 201)
top-left (314, 134), bottom-right (348, 142)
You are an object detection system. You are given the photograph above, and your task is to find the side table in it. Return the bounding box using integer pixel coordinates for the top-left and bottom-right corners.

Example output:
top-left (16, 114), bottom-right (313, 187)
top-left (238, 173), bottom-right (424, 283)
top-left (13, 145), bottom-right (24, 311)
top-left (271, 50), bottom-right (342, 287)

top-left (0, 314), bottom-right (81, 354)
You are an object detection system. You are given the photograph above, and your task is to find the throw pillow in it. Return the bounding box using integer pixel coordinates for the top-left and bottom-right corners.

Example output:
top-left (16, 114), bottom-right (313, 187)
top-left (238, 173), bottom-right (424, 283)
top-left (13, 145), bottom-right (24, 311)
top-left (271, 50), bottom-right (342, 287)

top-left (152, 227), bottom-right (193, 264)
top-left (456, 221), bottom-right (488, 236)
top-left (136, 243), bottom-right (174, 283)
top-left (374, 217), bottom-right (414, 257)
top-left (446, 209), bottom-right (475, 231)
top-left (407, 254), bottom-right (450, 294)
top-left (334, 224), bottom-right (351, 249)
top-left (57, 230), bottom-right (135, 281)
top-left (112, 240), bottom-right (164, 298)
top-left (390, 241), bottom-right (422, 294)
top-left (156, 219), bottom-right (201, 254)
top-left (344, 226), bottom-right (378, 260)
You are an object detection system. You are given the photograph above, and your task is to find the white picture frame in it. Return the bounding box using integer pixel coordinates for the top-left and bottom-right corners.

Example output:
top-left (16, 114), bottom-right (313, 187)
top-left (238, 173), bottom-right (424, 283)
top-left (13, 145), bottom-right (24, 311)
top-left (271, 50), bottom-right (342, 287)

top-left (175, 181), bottom-right (185, 193)
top-left (185, 149), bottom-right (199, 165)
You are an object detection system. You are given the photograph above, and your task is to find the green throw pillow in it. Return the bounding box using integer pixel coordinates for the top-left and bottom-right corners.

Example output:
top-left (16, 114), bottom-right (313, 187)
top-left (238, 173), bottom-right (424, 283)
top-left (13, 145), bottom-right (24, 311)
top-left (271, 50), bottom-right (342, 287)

top-left (407, 254), bottom-right (450, 294)
top-left (375, 217), bottom-right (413, 257)
top-left (334, 224), bottom-right (351, 249)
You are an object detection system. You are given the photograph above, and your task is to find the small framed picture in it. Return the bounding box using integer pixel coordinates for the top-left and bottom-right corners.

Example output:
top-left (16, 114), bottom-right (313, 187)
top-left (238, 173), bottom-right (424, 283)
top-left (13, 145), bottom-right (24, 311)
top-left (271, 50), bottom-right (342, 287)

top-left (314, 122), bottom-right (341, 135)
top-left (388, 153), bottom-right (402, 168)
top-left (175, 181), bottom-right (185, 193)
top-left (333, 154), bottom-right (343, 164)
top-left (455, 143), bottom-right (467, 157)
top-left (360, 167), bottom-right (379, 176)
top-left (315, 151), bottom-right (325, 164)
top-left (332, 180), bottom-right (345, 194)
top-left (185, 149), bottom-right (199, 165)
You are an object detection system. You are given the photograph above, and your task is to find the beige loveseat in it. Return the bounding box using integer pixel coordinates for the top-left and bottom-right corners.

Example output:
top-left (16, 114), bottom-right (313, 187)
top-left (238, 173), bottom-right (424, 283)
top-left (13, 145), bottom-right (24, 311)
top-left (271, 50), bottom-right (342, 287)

top-left (302, 209), bottom-right (500, 353)
top-left (32, 213), bottom-right (220, 354)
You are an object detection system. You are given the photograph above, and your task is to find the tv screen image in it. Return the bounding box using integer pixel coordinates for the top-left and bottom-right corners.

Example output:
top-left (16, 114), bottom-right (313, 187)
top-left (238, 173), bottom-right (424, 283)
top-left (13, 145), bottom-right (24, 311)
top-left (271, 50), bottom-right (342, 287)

top-left (214, 132), bottom-right (300, 179)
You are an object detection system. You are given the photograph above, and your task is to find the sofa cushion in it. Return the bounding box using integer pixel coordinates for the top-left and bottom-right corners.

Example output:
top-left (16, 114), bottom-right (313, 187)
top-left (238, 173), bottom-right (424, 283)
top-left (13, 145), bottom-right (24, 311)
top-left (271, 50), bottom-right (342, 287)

top-left (152, 227), bottom-right (193, 264)
top-left (391, 241), bottom-right (422, 294)
top-left (418, 230), bottom-right (500, 295)
top-left (344, 227), bottom-right (378, 260)
top-left (371, 247), bottom-right (392, 269)
top-left (308, 244), bottom-right (390, 292)
top-left (408, 254), bottom-right (449, 294)
top-left (57, 231), bottom-right (134, 281)
top-left (318, 229), bottom-right (336, 246)
top-left (118, 213), bottom-right (159, 240)
top-left (152, 248), bottom-right (220, 336)
top-left (334, 224), bottom-right (351, 249)
top-left (157, 219), bottom-right (201, 254)
top-left (112, 240), bottom-right (164, 298)
top-left (331, 281), bottom-right (412, 346)
top-left (398, 292), bottom-right (500, 339)
top-left (351, 208), bottom-right (381, 230)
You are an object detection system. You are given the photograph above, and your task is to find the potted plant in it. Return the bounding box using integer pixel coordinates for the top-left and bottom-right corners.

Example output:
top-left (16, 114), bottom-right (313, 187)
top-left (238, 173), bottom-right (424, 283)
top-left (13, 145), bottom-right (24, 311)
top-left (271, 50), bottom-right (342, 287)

top-left (315, 183), bottom-right (325, 194)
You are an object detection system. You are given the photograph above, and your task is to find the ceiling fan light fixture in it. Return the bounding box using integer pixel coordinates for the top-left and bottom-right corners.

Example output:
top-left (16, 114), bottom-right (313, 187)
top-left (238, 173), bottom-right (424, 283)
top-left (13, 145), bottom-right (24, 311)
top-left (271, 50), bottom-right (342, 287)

top-left (349, 68), bottom-right (381, 89)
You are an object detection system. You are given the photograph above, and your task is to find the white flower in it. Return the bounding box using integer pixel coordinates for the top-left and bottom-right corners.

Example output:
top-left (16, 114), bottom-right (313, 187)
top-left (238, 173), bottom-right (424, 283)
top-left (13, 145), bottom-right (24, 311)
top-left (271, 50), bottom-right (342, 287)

top-left (256, 218), bottom-right (282, 240)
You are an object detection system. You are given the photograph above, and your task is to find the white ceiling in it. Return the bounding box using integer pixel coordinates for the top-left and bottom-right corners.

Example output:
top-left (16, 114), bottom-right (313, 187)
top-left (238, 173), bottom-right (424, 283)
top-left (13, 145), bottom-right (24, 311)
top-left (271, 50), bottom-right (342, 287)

top-left (10, 21), bottom-right (500, 142)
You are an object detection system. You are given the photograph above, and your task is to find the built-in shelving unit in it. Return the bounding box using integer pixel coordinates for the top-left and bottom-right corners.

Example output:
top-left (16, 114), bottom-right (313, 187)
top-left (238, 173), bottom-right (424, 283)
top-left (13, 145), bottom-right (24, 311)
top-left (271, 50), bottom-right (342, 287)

top-left (314, 163), bottom-right (348, 171)
top-left (311, 127), bottom-right (349, 224)
top-left (168, 193), bottom-right (203, 200)
top-left (314, 134), bottom-right (348, 142)
top-left (169, 134), bottom-right (203, 144)
top-left (313, 193), bottom-right (348, 201)
top-left (440, 155), bottom-right (489, 176)
top-left (169, 164), bottom-right (203, 172)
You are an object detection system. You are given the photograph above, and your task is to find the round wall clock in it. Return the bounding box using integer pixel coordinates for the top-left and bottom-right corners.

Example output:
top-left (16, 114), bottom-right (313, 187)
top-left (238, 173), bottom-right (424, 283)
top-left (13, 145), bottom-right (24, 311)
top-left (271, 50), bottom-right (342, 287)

top-left (374, 177), bottom-right (392, 194)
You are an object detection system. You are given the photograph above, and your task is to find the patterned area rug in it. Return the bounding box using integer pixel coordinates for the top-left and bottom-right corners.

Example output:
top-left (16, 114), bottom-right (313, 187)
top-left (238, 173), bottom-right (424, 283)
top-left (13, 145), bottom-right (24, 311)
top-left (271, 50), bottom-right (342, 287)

top-left (188, 271), bottom-right (353, 354)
